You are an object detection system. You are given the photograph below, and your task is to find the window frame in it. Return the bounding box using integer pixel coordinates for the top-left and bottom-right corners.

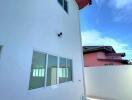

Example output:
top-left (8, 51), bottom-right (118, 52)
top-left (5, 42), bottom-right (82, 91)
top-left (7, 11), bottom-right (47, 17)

top-left (29, 51), bottom-right (47, 90)
top-left (66, 58), bottom-right (73, 82)
top-left (64, 0), bottom-right (68, 13)
top-left (59, 57), bottom-right (67, 83)
top-left (46, 54), bottom-right (58, 86)
top-left (58, 57), bottom-right (73, 84)
top-left (58, 0), bottom-right (69, 13)
top-left (29, 50), bottom-right (73, 90)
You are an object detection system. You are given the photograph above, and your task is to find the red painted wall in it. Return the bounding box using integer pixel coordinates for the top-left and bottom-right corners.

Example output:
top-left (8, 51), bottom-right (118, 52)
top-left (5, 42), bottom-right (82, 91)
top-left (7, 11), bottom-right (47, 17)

top-left (84, 52), bottom-right (123, 67)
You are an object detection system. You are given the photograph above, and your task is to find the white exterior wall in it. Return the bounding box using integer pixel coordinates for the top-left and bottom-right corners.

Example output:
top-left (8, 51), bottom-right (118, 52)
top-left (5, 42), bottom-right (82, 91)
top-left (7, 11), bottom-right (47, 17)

top-left (0, 0), bottom-right (84, 100)
top-left (84, 65), bottom-right (132, 100)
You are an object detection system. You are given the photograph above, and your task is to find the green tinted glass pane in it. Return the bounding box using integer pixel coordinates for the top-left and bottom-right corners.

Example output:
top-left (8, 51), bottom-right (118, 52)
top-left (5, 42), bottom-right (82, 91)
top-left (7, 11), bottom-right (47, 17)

top-left (29, 51), bottom-right (46, 90)
top-left (46, 55), bottom-right (57, 86)
top-left (59, 57), bottom-right (67, 83)
top-left (67, 59), bottom-right (72, 81)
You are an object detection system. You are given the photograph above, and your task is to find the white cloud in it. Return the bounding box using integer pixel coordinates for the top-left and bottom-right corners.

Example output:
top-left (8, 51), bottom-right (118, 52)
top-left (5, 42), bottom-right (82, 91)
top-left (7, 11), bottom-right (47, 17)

top-left (95, 0), bottom-right (105, 7)
top-left (110, 0), bottom-right (132, 23)
top-left (95, 0), bottom-right (132, 23)
top-left (111, 0), bottom-right (132, 9)
top-left (81, 30), bottom-right (132, 59)
top-left (113, 4), bottom-right (132, 23)
top-left (95, 0), bottom-right (132, 9)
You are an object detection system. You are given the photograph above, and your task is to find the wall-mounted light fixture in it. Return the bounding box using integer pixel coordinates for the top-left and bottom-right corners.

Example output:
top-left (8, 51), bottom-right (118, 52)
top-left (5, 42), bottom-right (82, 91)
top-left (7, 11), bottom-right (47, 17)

top-left (58, 32), bottom-right (63, 38)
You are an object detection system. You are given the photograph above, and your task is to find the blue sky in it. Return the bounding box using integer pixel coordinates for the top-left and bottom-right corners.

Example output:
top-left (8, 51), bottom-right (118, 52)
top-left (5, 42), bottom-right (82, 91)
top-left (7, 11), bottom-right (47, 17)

top-left (80, 0), bottom-right (132, 60)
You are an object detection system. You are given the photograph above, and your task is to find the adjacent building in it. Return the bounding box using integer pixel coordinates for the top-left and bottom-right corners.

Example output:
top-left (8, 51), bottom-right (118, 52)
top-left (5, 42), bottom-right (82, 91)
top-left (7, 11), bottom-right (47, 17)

top-left (0, 0), bottom-right (91, 100)
top-left (83, 46), bottom-right (129, 67)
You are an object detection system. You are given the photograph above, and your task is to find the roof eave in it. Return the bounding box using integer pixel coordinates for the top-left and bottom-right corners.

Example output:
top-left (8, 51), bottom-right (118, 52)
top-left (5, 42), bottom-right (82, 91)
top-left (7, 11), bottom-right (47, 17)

top-left (75, 0), bottom-right (92, 10)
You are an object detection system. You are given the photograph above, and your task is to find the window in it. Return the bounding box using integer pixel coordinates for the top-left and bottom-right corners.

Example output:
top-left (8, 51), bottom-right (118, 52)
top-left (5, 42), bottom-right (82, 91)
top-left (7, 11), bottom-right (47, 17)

top-left (29, 51), bottom-right (46, 90)
top-left (58, 0), bottom-right (63, 6)
top-left (29, 50), bottom-right (73, 90)
top-left (46, 55), bottom-right (57, 86)
top-left (104, 63), bottom-right (114, 66)
top-left (59, 57), bottom-right (67, 83)
top-left (67, 59), bottom-right (72, 81)
top-left (58, 0), bottom-right (68, 13)
top-left (59, 58), bottom-right (73, 83)
top-left (64, 0), bottom-right (68, 13)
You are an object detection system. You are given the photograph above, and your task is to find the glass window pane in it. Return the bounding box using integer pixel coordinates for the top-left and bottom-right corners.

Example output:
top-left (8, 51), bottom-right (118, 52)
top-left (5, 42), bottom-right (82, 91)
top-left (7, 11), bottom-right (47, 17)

top-left (59, 57), bottom-right (68, 83)
top-left (46, 55), bottom-right (57, 86)
top-left (58, 0), bottom-right (63, 6)
top-left (29, 51), bottom-right (46, 90)
top-left (67, 59), bottom-right (72, 81)
top-left (64, 0), bottom-right (68, 13)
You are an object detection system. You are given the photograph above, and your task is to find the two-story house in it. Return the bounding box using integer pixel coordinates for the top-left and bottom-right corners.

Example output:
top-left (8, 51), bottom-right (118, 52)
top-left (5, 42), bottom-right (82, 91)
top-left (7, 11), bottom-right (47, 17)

top-left (0, 0), bottom-right (91, 100)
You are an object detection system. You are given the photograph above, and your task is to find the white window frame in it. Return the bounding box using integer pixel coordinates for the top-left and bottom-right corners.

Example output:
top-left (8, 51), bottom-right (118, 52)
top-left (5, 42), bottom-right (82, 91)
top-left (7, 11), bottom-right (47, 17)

top-left (46, 54), bottom-right (58, 87)
top-left (29, 50), bottom-right (47, 90)
top-left (29, 49), bottom-right (73, 90)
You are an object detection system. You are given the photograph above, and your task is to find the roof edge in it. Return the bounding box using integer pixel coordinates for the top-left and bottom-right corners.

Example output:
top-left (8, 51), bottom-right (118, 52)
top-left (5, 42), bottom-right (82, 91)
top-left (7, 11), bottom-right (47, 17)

top-left (75, 0), bottom-right (92, 10)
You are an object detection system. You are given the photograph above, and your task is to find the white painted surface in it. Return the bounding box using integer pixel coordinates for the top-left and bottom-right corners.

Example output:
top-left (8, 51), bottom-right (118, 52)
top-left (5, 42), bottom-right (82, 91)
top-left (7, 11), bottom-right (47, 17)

top-left (0, 0), bottom-right (84, 100)
top-left (84, 65), bottom-right (132, 100)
